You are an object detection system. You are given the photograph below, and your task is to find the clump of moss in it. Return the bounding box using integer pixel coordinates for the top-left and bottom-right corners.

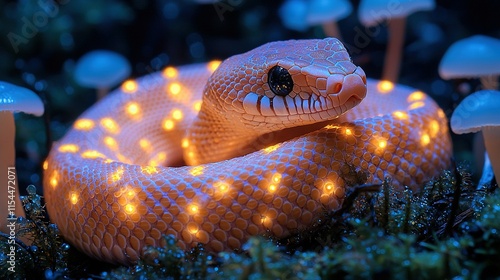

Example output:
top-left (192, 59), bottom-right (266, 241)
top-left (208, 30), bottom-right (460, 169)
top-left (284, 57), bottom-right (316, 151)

top-left (0, 185), bottom-right (70, 279)
top-left (103, 235), bottom-right (216, 279)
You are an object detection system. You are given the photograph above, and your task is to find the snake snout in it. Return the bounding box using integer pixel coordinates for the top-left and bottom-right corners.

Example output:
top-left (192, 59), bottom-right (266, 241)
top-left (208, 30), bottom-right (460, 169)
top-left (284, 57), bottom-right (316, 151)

top-left (326, 67), bottom-right (367, 107)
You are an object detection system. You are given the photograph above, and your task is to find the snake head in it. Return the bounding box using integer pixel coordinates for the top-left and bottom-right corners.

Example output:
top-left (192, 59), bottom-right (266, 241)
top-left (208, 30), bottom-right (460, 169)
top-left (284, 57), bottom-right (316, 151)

top-left (204, 38), bottom-right (367, 132)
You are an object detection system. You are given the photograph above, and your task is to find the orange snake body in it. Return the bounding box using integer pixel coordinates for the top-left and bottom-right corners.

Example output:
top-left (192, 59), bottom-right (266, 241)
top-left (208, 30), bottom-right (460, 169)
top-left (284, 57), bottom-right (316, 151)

top-left (43, 38), bottom-right (452, 264)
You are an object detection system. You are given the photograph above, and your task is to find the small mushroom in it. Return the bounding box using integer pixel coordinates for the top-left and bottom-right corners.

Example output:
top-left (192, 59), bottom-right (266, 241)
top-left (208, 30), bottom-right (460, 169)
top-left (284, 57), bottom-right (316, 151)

top-left (450, 90), bottom-right (500, 184)
top-left (306, 0), bottom-right (352, 40)
top-left (440, 35), bottom-right (500, 182)
top-left (358, 0), bottom-right (435, 82)
top-left (0, 81), bottom-right (44, 235)
top-left (439, 35), bottom-right (500, 90)
top-left (74, 50), bottom-right (131, 100)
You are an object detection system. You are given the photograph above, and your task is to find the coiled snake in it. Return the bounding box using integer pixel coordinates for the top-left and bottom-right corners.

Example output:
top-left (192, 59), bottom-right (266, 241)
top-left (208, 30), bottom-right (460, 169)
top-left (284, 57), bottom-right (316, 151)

top-left (43, 38), bottom-right (452, 264)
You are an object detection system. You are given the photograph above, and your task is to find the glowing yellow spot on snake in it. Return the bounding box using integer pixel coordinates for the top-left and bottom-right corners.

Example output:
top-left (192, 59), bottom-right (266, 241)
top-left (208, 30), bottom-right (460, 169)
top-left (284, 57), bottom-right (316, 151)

top-left (162, 66), bottom-right (178, 78)
top-left (271, 173), bottom-right (282, 184)
top-left (141, 166), bottom-right (158, 175)
top-left (377, 139), bottom-right (387, 149)
top-left (261, 215), bottom-right (272, 227)
top-left (437, 109), bottom-right (445, 119)
top-left (190, 166), bottom-right (204, 176)
top-left (168, 82), bottom-right (181, 95)
top-left (325, 124), bottom-right (340, 129)
top-left (49, 170), bottom-right (58, 188)
top-left (323, 181), bottom-right (335, 194)
top-left (139, 138), bottom-right (152, 153)
top-left (392, 111), bottom-right (408, 120)
top-left (408, 101), bottom-right (425, 110)
top-left (100, 118), bottom-right (120, 134)
top-left (126, 189), bottom-right (135, 197)
top-left (163, 119), bottom-right (175, 131)
top-left (188, 204), bottom-right (199, 214)
top-left (110, 166), bottom-right (125, 183)
top-left (207, 60), bottom-right (221, 72)
top-left (263, 144), bottom-right (280, 154)
top-left (58, 144), bottom-right (79, 153)
top-left (193, 100), bottom-right (202, 112)
top-left (377, 80), bottom-right (394, 93)
top-left (215, 181), bottom-right (229, 192)
top-left (345, 128), bottom-right (353, 135)
top-left (125, 102), bottom-right (141, 118)
top-left (421, 134), bottom-right (430, 146)
top-left (268, 185), bottom-right (277, 192)
top-left (148, 152), bottom-right (167, 166)
top-left (81, 150), bottom-right (106, 159)
top-left (181, 138), bottom-right (189, 148)
top-left (74, 119), bottom-right (95, 131)
top-left (172, 109), bottom-right (183, 120)
top-left (272, 173), bottom-right (282, 183)
top-left (188, 224), bottom-right (199, 234)
top-left (70, 192), bottom-right (78, 205)
top-left (429, 120), bottom-right (440, 137)
top-left (122, 80), bottom-right (138, 93)
top-left (407, 91), bottom-right (426, 102)
top-left (43, 160), bottom-right (48, 170)
top-left (124, 203), bottom-right (136, 214)
top-left (104, 137), bottom-right (118, 151)
top-left (50, 178), bottom-right (58, 188)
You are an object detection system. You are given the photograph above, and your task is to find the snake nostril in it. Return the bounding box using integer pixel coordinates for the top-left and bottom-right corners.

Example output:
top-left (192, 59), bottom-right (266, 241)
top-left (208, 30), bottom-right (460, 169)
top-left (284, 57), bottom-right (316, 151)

top-left (333, 83), bottom-right (342, 94)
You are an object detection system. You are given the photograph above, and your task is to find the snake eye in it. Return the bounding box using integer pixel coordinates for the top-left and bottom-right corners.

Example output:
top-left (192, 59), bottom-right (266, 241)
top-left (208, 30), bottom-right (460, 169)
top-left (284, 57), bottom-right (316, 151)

top-left (268, 65), bottom-right (293, 96)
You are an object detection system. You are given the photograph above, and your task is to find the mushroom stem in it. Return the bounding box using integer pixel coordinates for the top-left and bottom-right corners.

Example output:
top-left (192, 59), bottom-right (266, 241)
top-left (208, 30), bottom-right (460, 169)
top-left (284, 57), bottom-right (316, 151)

top-left (478, 151), bottom-right (494, 188)
top-left (479, 75), bottom-right (499, 90)
top-left (482, 126), bottom-right (500, 182)
top-left (382, 17), bottom-right (406, 83)
top-left (0, 111), bottom-right (26, 233)
top-left (322, 21), bottom-right (342, 41)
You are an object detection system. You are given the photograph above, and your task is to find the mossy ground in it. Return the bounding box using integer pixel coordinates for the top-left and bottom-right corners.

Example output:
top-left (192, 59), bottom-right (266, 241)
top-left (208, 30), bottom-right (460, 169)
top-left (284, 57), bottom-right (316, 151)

top-left (1, 164), bottom-right (499, 280)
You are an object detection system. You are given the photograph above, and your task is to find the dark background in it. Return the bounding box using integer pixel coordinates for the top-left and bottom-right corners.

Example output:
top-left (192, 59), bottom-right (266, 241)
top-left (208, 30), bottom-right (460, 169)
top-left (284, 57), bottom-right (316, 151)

top-left (1, 0), bottom-right (499, 194)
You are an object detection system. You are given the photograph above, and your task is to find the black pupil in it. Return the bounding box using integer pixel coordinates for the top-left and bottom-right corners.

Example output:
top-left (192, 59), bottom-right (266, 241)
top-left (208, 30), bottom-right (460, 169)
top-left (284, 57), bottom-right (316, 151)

top-left (268, 66), bottom-right (293, 96)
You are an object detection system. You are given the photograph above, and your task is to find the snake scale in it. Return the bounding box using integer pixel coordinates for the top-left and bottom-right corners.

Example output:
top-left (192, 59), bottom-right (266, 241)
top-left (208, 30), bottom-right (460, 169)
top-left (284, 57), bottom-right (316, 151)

top-left (43, 38), bottom-right (452, 264)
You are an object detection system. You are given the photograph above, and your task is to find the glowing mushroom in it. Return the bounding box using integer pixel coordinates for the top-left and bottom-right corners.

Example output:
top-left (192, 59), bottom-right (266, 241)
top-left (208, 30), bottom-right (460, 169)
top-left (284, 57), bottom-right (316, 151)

top-left (280, 0), bottom-right (352, 39)
top-left (74, 50), bottom-right (131, 100)
top-left (306, 0), bottom-right (352, 40)
top-left (358, 0), bottom-right (435, 82)
top-left (279, 0), bottom-right (309, 32)
top-left (450, 90), bottom-right (500, 184)
top-left (0, 81), bottom-right (44, 234)
top-left (439, 35), bottom-right (500, 90)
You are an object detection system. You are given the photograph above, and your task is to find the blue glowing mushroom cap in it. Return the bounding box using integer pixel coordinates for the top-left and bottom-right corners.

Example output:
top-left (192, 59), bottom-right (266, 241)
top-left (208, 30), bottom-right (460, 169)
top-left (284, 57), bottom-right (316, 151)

top-left (306, 0), bottom-right (352, 25)
top-left (451, 90), bottom-right (500, 134)
top-left (279, 0), bottom-right (309, 32)
top-left (439, 35), bottom-right (500, 79)
top-left (358, 0), bottom-right (435, 26)
top-left (0, 81), bottom-right (44, 116)
top-left (74, 50), bottom-right (131, 89)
